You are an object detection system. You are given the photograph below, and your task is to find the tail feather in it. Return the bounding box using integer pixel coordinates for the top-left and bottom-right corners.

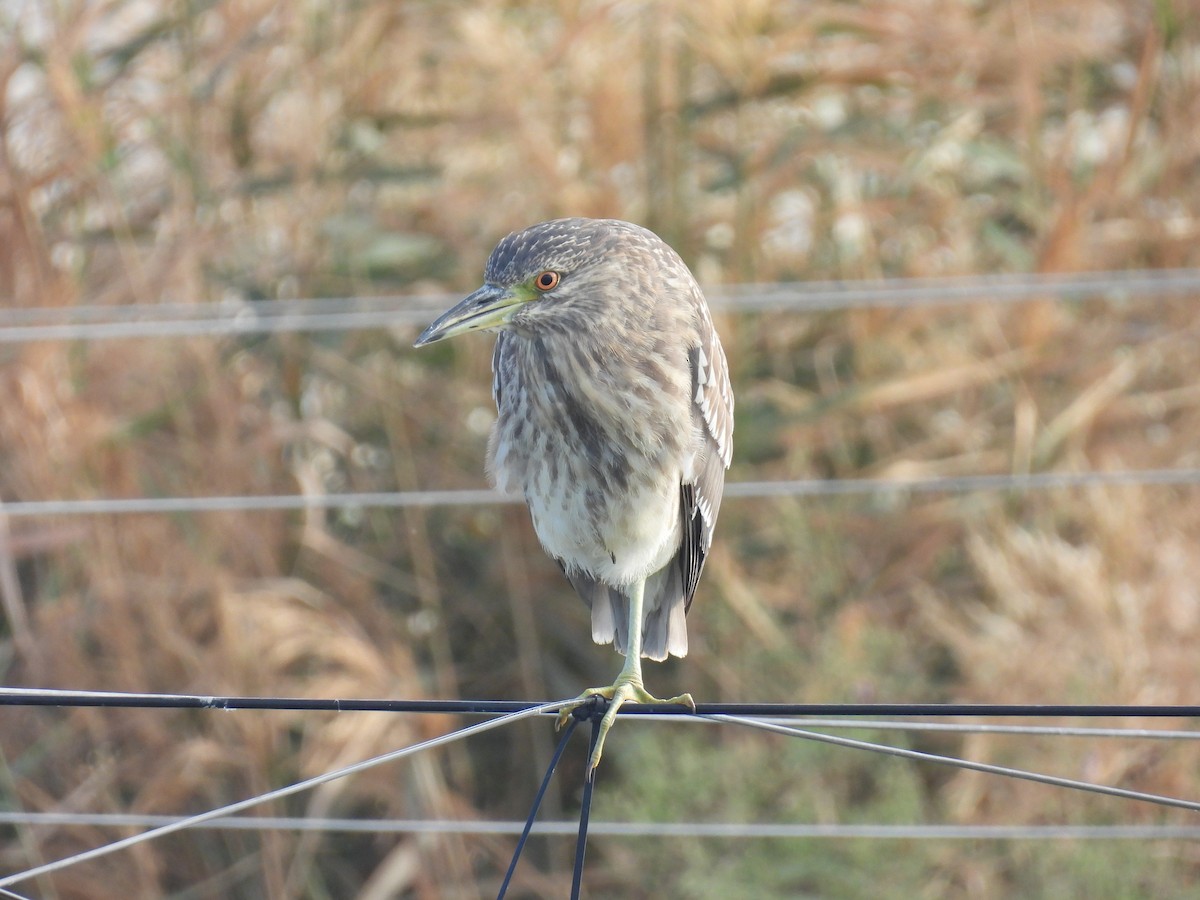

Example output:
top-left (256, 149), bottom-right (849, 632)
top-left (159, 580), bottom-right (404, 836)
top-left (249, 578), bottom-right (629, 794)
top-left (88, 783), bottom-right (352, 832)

top-left (638, 565), bottom-right (688, 660)
top-left (567, 566), bottom-right (689, 661)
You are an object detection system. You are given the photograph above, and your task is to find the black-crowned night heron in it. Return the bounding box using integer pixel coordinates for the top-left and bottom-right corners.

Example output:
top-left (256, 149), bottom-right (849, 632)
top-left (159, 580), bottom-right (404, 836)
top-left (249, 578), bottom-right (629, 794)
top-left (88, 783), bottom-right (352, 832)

top-left (415, 218), bottom-right (733, 774)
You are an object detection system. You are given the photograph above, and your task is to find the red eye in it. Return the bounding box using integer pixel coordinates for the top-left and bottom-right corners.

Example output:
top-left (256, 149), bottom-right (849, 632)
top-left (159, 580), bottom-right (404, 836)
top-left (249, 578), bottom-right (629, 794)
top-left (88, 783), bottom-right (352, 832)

top-left (534, 271), bottom-right (560, 291)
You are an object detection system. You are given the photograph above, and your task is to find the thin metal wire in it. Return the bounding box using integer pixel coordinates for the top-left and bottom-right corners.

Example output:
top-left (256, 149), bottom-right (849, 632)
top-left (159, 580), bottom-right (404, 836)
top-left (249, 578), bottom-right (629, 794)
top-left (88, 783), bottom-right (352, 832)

top-left (2, 812), bottom-right (1199, 840)
top-left (680, 718), bottom-right (1200, 740)
top-left (709, 715), bottom-right (1200, 814)
top-left (5, 466), bottom-right (1200, 519)
top-left (497, 718), bottom-right (578, 900)
top-left (0, 310), bottom-right (430, 343)
top-left (5, 698), bottom-right (1200, 890)
top-left (0, 488), bottom-right (509, 517)
top-left (724, 468), bottom-right (1200, 499)
top-left (571, 721), bottom-right (601, 900)
top-left (0, 687), bottom-right (549, 713)
top-left (2, 268), bottom-right (1199, 343)
top-left (714, 268), bottom-right (1200, 311)
top-left (0, 701), bottom-right (568, 890)
top-left (4, 687), bottom-right (1200, 719)
top-left (0, 296), bottom-right (439, 326)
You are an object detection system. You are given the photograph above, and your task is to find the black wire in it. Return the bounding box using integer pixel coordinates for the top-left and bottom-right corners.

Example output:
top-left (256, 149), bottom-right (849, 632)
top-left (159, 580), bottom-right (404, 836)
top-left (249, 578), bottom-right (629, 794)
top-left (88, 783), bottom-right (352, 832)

top-left (572, 718), bottom-right (601, 900)
top-left (496, 718), bottom-right (578, 900)
top-left (3, 691), bottom-right (1200, 718)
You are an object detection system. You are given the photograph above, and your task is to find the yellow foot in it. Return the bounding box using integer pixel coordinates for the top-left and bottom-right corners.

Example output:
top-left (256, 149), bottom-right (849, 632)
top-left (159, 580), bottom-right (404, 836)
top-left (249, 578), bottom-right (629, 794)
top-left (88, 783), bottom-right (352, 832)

top-left (555, 682), bottom-right (695, 777)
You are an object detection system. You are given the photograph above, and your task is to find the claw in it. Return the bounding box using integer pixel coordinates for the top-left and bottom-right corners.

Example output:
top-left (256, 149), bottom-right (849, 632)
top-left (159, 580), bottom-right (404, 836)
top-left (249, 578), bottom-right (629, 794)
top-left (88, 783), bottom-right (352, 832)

top-left (555, 689), bottom-right (613, 732)
top-left (555, 681), bottom-right (695, 778)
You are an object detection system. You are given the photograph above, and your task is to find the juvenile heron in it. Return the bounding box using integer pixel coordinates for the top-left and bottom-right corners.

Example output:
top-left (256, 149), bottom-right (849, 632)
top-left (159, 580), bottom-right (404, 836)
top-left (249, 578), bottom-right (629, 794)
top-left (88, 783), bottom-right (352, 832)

top-left (415, 218), bottom-right (733, 773)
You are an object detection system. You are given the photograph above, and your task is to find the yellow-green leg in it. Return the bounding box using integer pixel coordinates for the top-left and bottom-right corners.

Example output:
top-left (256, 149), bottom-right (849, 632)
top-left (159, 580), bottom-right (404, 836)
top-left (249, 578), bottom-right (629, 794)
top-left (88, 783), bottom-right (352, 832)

top-left (556, 577), bottom-right (695, 776)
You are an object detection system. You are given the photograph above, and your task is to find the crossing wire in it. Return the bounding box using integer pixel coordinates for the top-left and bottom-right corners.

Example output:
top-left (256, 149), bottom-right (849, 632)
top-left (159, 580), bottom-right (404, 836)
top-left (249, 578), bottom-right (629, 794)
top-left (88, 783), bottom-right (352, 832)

top-left (0, 702), bottom-right (567, 891)
top-left (4, 687), bottom-right (1200, 719)
top-left (2, 694), bottom-right (1199, 890)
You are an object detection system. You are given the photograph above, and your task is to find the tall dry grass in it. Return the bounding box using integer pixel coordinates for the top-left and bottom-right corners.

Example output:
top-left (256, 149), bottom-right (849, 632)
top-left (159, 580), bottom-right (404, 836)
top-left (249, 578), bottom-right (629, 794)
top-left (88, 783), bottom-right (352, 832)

top-left (1, 0), bottom-right (1199, 896)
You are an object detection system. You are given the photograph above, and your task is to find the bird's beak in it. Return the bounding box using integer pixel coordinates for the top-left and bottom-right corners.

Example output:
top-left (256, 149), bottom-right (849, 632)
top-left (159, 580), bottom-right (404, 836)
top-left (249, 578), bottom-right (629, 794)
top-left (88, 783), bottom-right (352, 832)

top-left (413, 284), bottom-right (524, 347)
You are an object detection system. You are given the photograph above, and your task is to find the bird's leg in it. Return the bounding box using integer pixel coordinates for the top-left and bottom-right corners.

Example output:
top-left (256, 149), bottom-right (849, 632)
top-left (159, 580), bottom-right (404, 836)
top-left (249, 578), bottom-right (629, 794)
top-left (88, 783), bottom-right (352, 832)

top-left (555, 577), bottom-right (695, 776)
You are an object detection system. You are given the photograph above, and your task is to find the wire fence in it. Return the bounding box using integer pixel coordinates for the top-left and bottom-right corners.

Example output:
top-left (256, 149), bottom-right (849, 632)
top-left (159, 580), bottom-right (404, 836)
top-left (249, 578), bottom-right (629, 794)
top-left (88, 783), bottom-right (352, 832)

top-left (3, 269), bottom-right (1200, 895)
top-left (1, 690), bottom-right (1199, 896)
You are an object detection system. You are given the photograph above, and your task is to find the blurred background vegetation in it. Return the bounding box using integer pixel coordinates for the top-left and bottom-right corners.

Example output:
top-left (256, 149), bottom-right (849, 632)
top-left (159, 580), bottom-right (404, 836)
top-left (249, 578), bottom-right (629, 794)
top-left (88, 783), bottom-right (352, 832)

top-left (2, 0), bottom-right (1200, 896)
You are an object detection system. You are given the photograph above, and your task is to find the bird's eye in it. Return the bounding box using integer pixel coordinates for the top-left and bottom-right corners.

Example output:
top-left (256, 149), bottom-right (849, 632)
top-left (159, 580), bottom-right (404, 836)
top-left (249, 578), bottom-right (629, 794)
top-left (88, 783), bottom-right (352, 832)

top-left (534, 271), bottom-right (560, 292)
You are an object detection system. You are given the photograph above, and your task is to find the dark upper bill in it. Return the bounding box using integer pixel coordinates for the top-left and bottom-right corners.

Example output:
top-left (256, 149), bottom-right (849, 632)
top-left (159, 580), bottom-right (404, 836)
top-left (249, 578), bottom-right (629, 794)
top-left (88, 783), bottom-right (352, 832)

top-left (413, 284), bottom-right (524, 347)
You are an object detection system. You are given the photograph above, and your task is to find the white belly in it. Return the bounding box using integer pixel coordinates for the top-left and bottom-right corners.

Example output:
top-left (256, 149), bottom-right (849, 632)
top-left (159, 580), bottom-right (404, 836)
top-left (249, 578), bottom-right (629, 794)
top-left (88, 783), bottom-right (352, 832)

top-left (519, 465), bottom-right (682, 586)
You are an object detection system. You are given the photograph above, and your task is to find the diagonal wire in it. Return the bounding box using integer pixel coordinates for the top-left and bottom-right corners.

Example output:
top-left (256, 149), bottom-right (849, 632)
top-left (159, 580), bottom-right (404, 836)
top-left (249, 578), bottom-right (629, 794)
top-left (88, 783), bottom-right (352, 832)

top-left (692, 718), bottom-right (1200, 740)
top-left (571, 721), bottom-right (602, 900)
top-left (0, 701), bottom-right (568, 889)
top-left (710, 715), bottom-right (1200, 813)
top-left (497, 718), bottom-right (579, 900)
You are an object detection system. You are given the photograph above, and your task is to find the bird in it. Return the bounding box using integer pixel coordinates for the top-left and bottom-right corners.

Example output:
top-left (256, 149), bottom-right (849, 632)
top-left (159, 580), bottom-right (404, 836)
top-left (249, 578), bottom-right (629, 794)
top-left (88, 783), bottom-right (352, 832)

top-left (414, 217), bottom-right (733, 774)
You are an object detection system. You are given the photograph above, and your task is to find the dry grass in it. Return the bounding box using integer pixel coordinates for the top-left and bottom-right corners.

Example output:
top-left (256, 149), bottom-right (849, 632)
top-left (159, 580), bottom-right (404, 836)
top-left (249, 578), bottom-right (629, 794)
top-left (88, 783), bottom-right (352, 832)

top-left (2, 0), bottom-right (1200, 896)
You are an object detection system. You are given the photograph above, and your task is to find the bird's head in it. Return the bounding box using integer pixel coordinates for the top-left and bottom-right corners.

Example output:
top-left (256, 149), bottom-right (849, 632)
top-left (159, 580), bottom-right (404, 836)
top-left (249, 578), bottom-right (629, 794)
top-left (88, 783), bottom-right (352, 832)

top-left (414, 218), bottom-right (684, 347)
